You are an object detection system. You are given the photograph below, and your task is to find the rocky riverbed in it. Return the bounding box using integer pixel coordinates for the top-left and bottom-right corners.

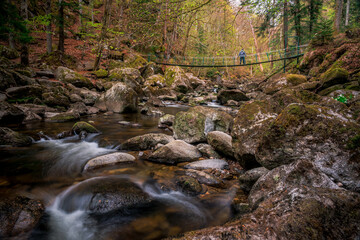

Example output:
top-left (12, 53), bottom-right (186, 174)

top-left (1, 35), bottom-right (360, 239)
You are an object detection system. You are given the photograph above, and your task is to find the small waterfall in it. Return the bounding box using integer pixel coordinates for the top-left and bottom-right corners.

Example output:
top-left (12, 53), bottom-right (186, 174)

top-left (36, 136), bottom-right (115, 177)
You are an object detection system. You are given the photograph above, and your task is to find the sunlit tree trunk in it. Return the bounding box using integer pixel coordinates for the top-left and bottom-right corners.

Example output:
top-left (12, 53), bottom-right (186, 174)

top-left (345, 0), bottom-right (350, 26)
top-left (335, 0), bottom-right (343, 32)
top-left (283, 0), bottom-right (288, 51)
top-left (46, 0), bottom-right (52, 54)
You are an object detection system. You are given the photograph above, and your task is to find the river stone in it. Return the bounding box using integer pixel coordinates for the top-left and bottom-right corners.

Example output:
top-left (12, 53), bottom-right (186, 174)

top-left (176, 176), bottom-right (203, 196)
top-left (0, 196), bottom-right (44, 238)
top-left (6, 85), bottom-right (44, 102)
top-left (0, 127), bottom-right (32, 147)
top-left (158, 114), bottom-right (175, 126)
top-left (238, 167), bottom-right (269, 193)
top-left (164, 66), bottom-right (192, 93)
top-left (68, 102), bottom-right (88, 116)
top-left (148, 140), bottom-right (201, 164)
top-left (207, 131), bottom-right (233, 158)
top-left (184, 169), bottom-right (221, 186)
top-left (47, 112), bottom-right (80, 123)
top-left (196, 143), bottom-right (221, 159)
top-left (83, 152), bottom-right (135, 171)
top-left (140, 62), bottom-right (164, 79)
top-left (184, 159), bottom-right (228, 170)
top-left (232, 100), bottom-right (277, 169)
top-left (109, 68), bottom-right (144, 95)
top-left (256, 103), bottom-right (360, 192)
top-left (42, 91), bottom-right (70, 108)
top-left (0, 101), bottom-right (25, 125)
top-left (217, 89), bottom-right (250, 105)
top-left (121, 133), bottom-right (174, 151)
top-left (95, 82), bottom-right (138, 113)
top-left (55, 66), bottom-right (94, 89)
top-left (174, 106), bottom-right (233, 144)
top-left (72, 121), bottom-right (99, 134)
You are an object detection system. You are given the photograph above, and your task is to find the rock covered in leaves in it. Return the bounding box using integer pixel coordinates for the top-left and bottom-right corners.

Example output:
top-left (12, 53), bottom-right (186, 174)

top-left (174, 106), bottom-right (233, 144)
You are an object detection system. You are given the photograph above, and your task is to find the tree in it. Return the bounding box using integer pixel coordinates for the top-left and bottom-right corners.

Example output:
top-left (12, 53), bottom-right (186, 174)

top-left (334, 0), bottom-right (343, 32)
top-left (345, 0), bottom-right (350, 26)
top-left (46, 0), bottom-right (52, 54)
top-left (58, 0), bottom-right (65, 53)
top-left (20, 0), bottom-right (29, 66)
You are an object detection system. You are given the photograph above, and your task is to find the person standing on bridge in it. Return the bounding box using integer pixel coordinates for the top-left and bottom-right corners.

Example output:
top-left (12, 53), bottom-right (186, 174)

top-left (238, 49), bottom-right (246, 65)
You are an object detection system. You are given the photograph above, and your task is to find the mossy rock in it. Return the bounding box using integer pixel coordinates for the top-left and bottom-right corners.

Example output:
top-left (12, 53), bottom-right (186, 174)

top-left (0, 45), bottom-right (19, 59)
top-left (0, 127), bottom-right (32, 147)
top-left (164, 66), bottom-right (180, 86)
top-left (72, 121), bottom-right (99, 134)
top-left (48, 112), bottom-right (80, 123)
top-left (94, 69), bottom-right (108, 78)
top-left (320, 68), bottom-right (349, 89)
top-left (286, 74), bottom-right (307, 85)
top-left (318, 84), bottom-right (344, 96)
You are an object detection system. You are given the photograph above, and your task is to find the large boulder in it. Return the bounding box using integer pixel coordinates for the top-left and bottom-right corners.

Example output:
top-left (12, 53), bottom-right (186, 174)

top-left (109, 68), bottom-right (144, 94)
top-left (261, 74), bottom-right (307, 95)
top-left (0, 101), bottom-right (25, 125)
top-left (83, 152), bottom-right (135, 171)
top-left (55, 67), bottom-right (94, 89)
top-left (148, 140), bottom-right (201, 164)
top-left (0, 127), bottom-right (32, 146)
top-left (6, 85), bottom-right (43, 102)
top-left (319, 67), bottom-right (349, 90)
top-left (140, 62), bottom-right (164, 79)
top-left (174, 106), bottom-right (233, 144)
top-left (206, 131), bottom-right (233, 158)
top-left (42, 92), bottom-right (70, 108)
top-left (0, 196), bottom-right (44, 238)
top-left (0, 68), bottom-right (17, 91)
top-left (164, 66), bottom-right (191, 93)
top-left (217, 90), bottom-right (250, 105)
top-left (121, 133), bottom-right (174, 151)
top-left (256, 103), bottom-right (360, 192)
top-left (232, 100), bottom-right (277, 169)
top-left (95, 82), bottom-right (138, 113)
top-left (238, 167), bottom-right (269, 193)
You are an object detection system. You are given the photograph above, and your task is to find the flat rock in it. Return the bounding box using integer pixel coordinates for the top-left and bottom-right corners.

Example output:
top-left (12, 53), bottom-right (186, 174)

top-left (83, 152), bottom-right (136, 171)
top-left (148, 140), bottom-right (201, 164)
top-left (184, 159), bottom-right (228, 170)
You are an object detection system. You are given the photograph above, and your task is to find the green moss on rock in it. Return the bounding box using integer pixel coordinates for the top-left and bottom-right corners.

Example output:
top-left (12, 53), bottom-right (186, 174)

top-left (72, 121), bottom-right (99, 134)
top-left (286, 74), bottom-right (307, 85)
top-left (320, 68), bottom-right (349, 89)
top-left (94, 69), bottom-right (108, 78)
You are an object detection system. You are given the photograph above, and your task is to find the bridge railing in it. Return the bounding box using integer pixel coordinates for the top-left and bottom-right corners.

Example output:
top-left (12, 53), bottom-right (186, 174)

top-left (143, 44), bottom-right (308, 67)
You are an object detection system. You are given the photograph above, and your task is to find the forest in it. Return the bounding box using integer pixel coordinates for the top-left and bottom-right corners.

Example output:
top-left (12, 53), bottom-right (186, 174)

top-left (0, 0), bottom-right (360, 240)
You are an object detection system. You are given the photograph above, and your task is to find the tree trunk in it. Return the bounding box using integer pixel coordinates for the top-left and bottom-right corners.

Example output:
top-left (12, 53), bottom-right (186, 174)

top-left (58, 0), bottom-right (65, 53)
top-left (163, 0), bottom-right (169, 59)
top-left (248, 16), bottom-right (263, 72)
top-left (93, 0), bottom-right (113, 70)
top-left (283, 0), bottom-right (288, 51)
top-left (294, 0), bottom-right (301, 45)
top-left (79, 0), bottom-right (83, 34)
top-left (335, 0), bottom-right (343, 32)
top-left (345, 0), bottom-right (350, 26)
top-left (182, 14), bottom-right (195, 55)
top-left (309, 0), bottom-right (315, 36)
top-left (46, 0), bottom-right (52, 54)
top-left (7, 0), bottom-right (16, 49)
top-left (20, 0), bottom-right (29, 66)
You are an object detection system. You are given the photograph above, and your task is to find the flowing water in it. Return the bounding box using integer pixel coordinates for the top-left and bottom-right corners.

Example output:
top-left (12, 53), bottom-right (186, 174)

top-left (0, 105), bottom-right (236, 240)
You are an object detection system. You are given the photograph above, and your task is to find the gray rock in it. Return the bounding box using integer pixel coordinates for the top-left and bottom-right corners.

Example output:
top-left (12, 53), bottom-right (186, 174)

top-left (0, 101), bottom-right (25, 125)
top-left (185, 169), bottom-right (221, 186)
top-left (238, 167), bottom-right (269, 193)
top-left (6, 85), bottom-right (44, 101)
top-left (184, 159), bottom-right (228, 170)
top-left (217, 89), bottom-right (249, 105)
top-left (207, 131), bottom-right (233, 158)
top-left (55, 66), bottom-right (94, 89)
top-left (46, 112), bottom-right (80, 123)
top-left (36, 70), bottom-right (54, 78)
top-left (0, 127), bottom-right (32, 146)
top-left (148, 140), bottom-right (201, 164)
top-left (121, 133), bottom-right (174, 151)
top-left (83, 152), bottom-right (135, 171)
top-left (68, 102), bottom-right (88, 116)
top-left (158, 114), bottom-right (175, 126)
top-left (196, 143), bottom-right (221, 159)
top-left (69, 93), bottom-right (83, 103)
top-left (87, 106), bottom-right (99, 115)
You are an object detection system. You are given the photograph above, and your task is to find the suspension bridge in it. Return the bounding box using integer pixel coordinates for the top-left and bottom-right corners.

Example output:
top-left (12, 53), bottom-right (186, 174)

top-left (145, 44), bottom-right (308, 69)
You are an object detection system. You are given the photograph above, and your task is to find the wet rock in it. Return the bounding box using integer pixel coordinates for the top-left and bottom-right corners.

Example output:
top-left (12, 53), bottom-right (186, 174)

top-left (148, 140), bottom-right (201, 164)
top-left (6, 85), bottom-right (44, 102)
top-left (238, 167), bottom-right (269, 193)
top-left (207, 131), bottom-right (233, 158)
top-left (68, 102), bottom-right (88, 116)
top-left (256, 103), bottom-right (360, 192)
top-left (0, 101), bottom-right (25, 125)
top-left (196, 143), bottom-right (221, 159)
top-left (83, 152), bottom-right (135, 171)
top-left (72, 121), bottom-right (99, 134)
top-left (95, 82), bottom-right (138, 113)
top-left (174, 106), bottom-right (233, 144)
top-left (232, 100), bottom-right (277, 169)
top-left (47, 112), bottom-right (80, 123)
top-left (184, 159), bottom-right (228, 170)
top-left (176, 176), bottom-right (203, 196)
top-left (55, 66), bottom-right (94, 89)
top-left (121, 133), bottom-right (174, 151)
top-left (158, 114), bottom-right (175, 126)
top-left (217, 90), bottom-right (249, 105)
top-left (0, 127), bottom-right (32, 146)
top-left (0, 196), bottom-right (44, 238)
top-left (184, 169), bottom-right (221, 186)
